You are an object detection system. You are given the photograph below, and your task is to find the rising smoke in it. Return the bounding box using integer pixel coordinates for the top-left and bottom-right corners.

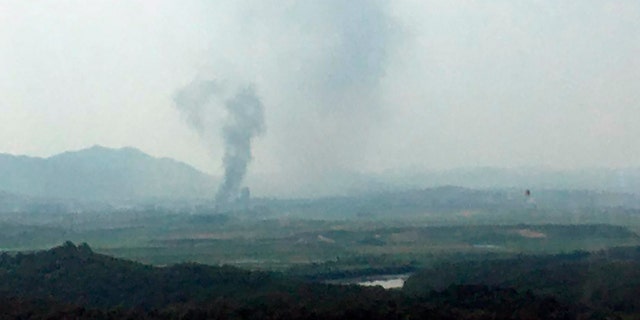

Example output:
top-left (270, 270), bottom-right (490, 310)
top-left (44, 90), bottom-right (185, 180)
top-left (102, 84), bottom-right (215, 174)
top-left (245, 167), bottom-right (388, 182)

top-left (215, 85), bottom-right (265, 207)
top-left (173, 80), bottom-right (219, 136)
top-left (175, 0), bottom-right (395, 198)
top-left (173, 80), bottom-right (265, 207)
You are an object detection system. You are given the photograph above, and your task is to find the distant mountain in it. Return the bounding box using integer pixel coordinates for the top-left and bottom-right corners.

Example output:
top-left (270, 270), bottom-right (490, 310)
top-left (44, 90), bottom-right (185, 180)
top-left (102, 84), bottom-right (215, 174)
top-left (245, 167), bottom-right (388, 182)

top-left (0, 146), bottom-right (216, 200)
top-left (372, 167), bottom-right (640, 195)
top-left (1, 146), bottom-right (638, 201)
top-left (248, 166), bottom-right (640, 199)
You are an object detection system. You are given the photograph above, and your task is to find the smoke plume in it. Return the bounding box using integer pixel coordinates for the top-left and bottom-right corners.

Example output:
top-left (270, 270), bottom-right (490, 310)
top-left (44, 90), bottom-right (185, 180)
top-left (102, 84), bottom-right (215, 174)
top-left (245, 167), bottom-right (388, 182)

top-left (174, 80), bottom-right (265, 207)
top-left (173, 80), bottom-right (219, 136)
top-left (215, 85), bottom-right (265, 207)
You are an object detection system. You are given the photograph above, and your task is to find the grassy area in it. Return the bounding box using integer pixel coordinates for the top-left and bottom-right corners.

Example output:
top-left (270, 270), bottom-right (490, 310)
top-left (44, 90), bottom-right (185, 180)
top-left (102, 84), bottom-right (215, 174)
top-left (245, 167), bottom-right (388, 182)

top-left (2, 204), bottom-right (640, 274)
top-left (92, 222), bottom-right (640, 273)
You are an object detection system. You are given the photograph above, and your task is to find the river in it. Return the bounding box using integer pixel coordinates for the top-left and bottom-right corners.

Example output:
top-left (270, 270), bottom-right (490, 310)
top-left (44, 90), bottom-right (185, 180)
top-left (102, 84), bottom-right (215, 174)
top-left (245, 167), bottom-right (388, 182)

top-left (328, 274), bottom-right (412, 289)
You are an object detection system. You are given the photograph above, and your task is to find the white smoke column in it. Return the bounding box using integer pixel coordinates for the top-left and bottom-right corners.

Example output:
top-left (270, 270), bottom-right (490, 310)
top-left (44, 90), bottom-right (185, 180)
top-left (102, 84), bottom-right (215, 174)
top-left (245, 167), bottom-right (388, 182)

top-left (173, 81), bottom-right (265, 207)
top-left (215, 85), bottom-right (265, 207)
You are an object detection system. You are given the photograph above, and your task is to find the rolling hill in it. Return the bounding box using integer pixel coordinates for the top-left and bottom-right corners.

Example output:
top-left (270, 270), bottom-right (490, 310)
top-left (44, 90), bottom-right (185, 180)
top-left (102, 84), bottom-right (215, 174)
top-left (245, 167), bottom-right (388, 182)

top-left (0, 146), bottom-right (216, 200)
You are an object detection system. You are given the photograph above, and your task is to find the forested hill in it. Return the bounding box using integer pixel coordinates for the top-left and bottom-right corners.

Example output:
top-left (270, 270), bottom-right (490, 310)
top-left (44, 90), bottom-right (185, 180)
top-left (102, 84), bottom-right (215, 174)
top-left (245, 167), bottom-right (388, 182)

top-left (0, 146), bottom-right (216, 200)
top-left (0, 241), bottom-right (290, 309)
top-left (1, 242), bottom-right (639, 319)
top-left (404, 247), bottom-right (640, 313)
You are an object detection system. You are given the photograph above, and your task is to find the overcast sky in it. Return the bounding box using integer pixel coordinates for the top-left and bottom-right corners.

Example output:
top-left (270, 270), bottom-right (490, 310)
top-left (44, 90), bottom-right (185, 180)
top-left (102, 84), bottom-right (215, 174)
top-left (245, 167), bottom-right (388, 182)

top-left (1, 1), bottom-right (639, 181)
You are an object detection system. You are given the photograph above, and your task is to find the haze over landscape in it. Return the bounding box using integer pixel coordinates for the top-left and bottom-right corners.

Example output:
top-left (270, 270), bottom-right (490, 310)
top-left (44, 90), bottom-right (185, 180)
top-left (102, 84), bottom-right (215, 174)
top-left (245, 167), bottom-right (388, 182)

top-left (2, 0), bottom-right (639, 199)
top-left (2, 2), bottom-right (640, 319)
top-left (0, 146), bottom-right (639, 201)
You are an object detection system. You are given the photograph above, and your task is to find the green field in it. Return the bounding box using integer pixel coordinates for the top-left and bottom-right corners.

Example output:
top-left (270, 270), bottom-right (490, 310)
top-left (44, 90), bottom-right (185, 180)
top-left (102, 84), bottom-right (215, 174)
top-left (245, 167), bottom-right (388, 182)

top-left (2, 188), bottom-right (640, 279)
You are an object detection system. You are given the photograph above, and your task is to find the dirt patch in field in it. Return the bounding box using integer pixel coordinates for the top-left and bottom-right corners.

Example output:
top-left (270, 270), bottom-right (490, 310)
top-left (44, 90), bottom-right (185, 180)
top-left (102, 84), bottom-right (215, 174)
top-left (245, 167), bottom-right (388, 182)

top-left (515, 229), bottom-right (547, 239)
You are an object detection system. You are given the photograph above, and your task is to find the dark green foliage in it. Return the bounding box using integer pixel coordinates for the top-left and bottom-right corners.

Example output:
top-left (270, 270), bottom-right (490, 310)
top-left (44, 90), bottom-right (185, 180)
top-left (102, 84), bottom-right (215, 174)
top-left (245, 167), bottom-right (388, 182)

top-left (287, 255), bottom-right (418, 281)
top-left (0, 242), bottom-right (290, 309)
top-left (404, 248), bottom-right (640, 313)
top-left (0, 242), bottom-right (606, 319)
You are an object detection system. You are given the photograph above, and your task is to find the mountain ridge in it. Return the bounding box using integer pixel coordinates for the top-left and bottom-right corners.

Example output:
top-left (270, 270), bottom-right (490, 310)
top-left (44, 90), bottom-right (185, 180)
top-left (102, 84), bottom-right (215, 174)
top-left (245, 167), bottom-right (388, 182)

top-left (0, 145), bottom-right (217, 200)
top-left (1, 146), bottom-right (639, 201)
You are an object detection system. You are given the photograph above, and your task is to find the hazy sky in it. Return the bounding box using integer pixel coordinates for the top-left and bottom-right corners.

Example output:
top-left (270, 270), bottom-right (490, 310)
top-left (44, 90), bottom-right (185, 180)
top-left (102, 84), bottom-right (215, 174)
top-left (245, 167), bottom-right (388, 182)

top-left (1, 1), bottom-right (639, 181)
